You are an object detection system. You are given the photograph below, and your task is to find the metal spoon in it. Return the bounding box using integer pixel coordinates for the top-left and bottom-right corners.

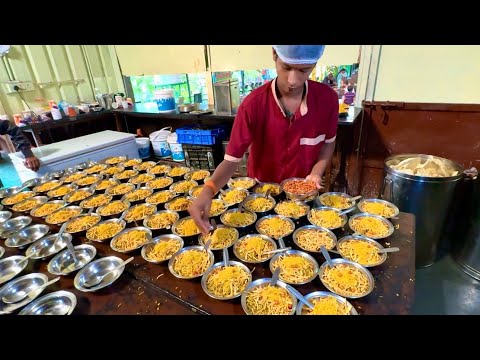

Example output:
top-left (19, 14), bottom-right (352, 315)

top-left (223, 248), bottom-right (229, 267)
top-left (117, 211), bottom-right (127, 223)
top-left (2, 276), bottom-right (60, 304)
top-left (82, 257), bottom-right (134, 288)
top-left (203, 239), bottom-right (212, 252)
top-left (286, 284), bottom-right (314, 310)
top-left (378, 247), bottom-right (400, 253)
top-left (15, 252), bottom-right (36, 265)
top-left (347, 195), bottom-right (362, 203)
top-left (237, 202), bottom-right (244, 213)
top-left (270, 267), bottom-right (281, 286)
top-left (321, 245), bottom-right (335, 268)
top-left (263, 247), bottom-right (292, 256)
top-left (49, 222), bottom-right (68, 254)
top-left (264, 189), bottom-right (271, 199)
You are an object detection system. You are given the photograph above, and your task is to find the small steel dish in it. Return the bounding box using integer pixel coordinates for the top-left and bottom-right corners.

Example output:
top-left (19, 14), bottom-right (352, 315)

top-left (4, 224), bottom-right (50, 248)
top-left (227, 177), bottom-right (257, 190)
top-left (336, 234), bottom-right (388, 267)
top-left (242, 193), bottom-right (276, 214)
top-left (198, 225), bottom-right (239, 250)
top-left (86, 219), bottom-right (126, 242)
top-left (307, 206), bottom-right (348, 230)
top-left (47, 244), bottom-right (97, 276)
top-left (295, 290), bottom-right (358, 315)
top-left (318, 258), bottom-right (375, 299)
top-left (64, 213), bottom-right (101, 234)
top-left (143, 210), bottom-right (179, 231)
top-left (74, 256), bottom-right (125, 292)
top-left (292, 225), bottom-right (337, 252)
top-left (25, 232), bottom-right (72, 260)
top-left (0, 216), bottom-right (32, 238)
top-left (241, 277), bottom-right (297, 315)
top-left (32, 179), bottom-right (63, 193)
top-left (168, 245), bottom-right (215, 279)
top-left (18, 290), bottom-right (77, 315)
top-left (255, 214), bottom-right (296, 239)
top-left (232, 234), bottom-right (278, 264)
top-left (348, 212), bottom-right (395, 240)
top-left (30, 200), bottom-right (66, 218)
top-left (45, 206), bottom-right (83, 225)
top-left (0, 273), bottom-right (49, 314)
top-left (141, 234), bottom-right (184, 264)
top-left (0, 211), bottom-right (12, 224)
top-left (280, 177), bottom-right (318, 201)
top-left (316, 192), bottom-right (357, 214)
top-left (269, 248), bottom-right (319, 285)
top-left (110, 227), bottom-right (153, 253)
top-left (0, 255), bottom-right (29, 285)
top-left (220, 208), bottom-right (257, 229)
top-left (357, 198), bottom-right (400, 219)
top-left (11, 196), bottom-right (49, 213)
top-left (273, 200), bottom-right (310, 220)
top-left (201, 260), bottom-right (252, 300)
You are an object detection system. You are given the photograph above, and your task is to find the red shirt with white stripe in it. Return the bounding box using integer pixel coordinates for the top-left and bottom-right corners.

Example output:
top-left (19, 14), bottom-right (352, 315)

top-left (225, 78), bottom-right (339, 183)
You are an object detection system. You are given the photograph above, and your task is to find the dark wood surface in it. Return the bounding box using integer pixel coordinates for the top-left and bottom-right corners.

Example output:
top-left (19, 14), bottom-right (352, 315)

top-left (1, 208), bottom-right (415, 315)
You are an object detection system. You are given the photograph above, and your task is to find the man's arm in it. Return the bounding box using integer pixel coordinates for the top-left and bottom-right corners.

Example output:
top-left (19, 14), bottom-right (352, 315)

top-left (0, 120), bottom-right (34, 158)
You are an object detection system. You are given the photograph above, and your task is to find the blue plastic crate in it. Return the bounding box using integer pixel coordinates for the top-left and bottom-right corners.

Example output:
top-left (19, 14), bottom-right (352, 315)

top-left (176, 126), bottom-right (225, 145)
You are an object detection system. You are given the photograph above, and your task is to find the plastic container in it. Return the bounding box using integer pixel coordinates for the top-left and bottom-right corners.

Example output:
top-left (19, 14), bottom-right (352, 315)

top-left (176, 126), bottom-right (225, 145)
top-left (150, 127), bottom-right (172, 158)
top-left (167, 132), bottom-right (185, 162)
top-left (154, 89), bottom-right (176, 113)
top-left (136, 137), bottom-right (151, 159)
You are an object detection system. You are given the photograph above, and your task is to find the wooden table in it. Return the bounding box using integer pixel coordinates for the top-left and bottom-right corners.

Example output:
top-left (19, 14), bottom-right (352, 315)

top-left (1, 209), bottom-right (415, 315)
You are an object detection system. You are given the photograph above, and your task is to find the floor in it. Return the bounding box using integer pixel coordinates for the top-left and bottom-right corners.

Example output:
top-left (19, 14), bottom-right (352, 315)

top-left (1, 157), bottom-right (480, 315)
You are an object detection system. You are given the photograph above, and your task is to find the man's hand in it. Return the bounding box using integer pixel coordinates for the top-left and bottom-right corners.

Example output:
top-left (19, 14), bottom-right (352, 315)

top-left (306, 173), bottom-right (323, 190)
top-left (24, 156), bottom-right (40, 171)
top-left (188, 188), bottom-right (214, 235)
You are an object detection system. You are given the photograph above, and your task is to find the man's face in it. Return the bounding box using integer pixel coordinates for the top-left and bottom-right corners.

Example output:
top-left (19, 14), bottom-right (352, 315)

top-left (273, 51), bottom-right (315, 95)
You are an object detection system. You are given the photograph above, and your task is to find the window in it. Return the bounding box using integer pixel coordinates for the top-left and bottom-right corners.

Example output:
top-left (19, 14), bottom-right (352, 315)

top-left (212, 69), bottom-right (277, 98)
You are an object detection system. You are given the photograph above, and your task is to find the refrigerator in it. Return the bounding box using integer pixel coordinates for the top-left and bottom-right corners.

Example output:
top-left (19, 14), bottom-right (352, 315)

top-left (9, 130), bottom-right (140, 183)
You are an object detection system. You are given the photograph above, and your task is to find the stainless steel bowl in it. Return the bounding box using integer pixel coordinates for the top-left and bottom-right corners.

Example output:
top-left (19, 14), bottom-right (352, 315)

top-left (105, 183), bottom-right (135, 196)
top-left (218, 187), bottom-right (249, 206)
top-left (64, 213), bottom-right (101, 234)
top-left (92, 178), bottom-right (120, 192)
top-left (45, 205), bottom-right (83, 225)
top-left (242, 193), bottom-right (276, 213)
top-left (113, 169), bottom-right (140, 182)
top-left (178, 104), bottom-right (195, 113)
top-left (103, 156), bottom-right (127, 165)
top-left (171, 216), bottom-right (202, 237)
top-left (241, 277), bottom-right (297, 315)
top-left (74, 174), bottom-right (104, 187)
top-left (18, 290), bottom-right (77, 315)
top-left (0, 255), bottom-right (28, 285)
top-left (60, 171), bottom-right (87, 184)
top-left (50, 170), bottom-right (66, 179)
top-left (307, 206), bottom-right (348, 230)
top-left (198, 225), bottom-right (239, 250)
top-left (269, 249), bottom-right (319, 285)
top-left (220, 208), bottom-right (257, 229)
top-left (86, 219), bottom-right (126, 242)
top-left (121, 203), bottom-right (157, 223)
top-left (12, 195), bottom-right (49, 213)
top-left (295, 291), bottom-right (358, 315)
top-left (84, 163), bottom-right (108, 174)
top-left (145, 176), bottom-right (174, 190)
top-left (185, 169), bottom-right (210, 182)
top-left (47, 183), bottom-right (78, 198)
top-left (145, 190), bottom-right (177, 206)
top-left (348, 212), bottom-right (395, 239)
top-left (120, 158), bottom-right (142, 168)
top-left (5, 224), bottom-right (51, 248)
top-left (147, 164), bottom-right (172, 176)
top-left (74, 160), bottom-right (98, 171)
top-left (30, 200), bottom-right (66, 218)
top-left (1, 191), bottom-right (36, 207)
top-left (141, 234), bottom-right (184, 264)
top-left (318, 258), bottom-right (375, 299)
top-left (357, 198), bottom-right (400, 219)
top-left (273, 200), bottom-right (310, 219)
top-left (292, 225), bottom-right (337, 252)
top-left (63, 187), bottom-right (94, 203)
top-left (280, 177), bottom-right (318, 201)
top-left (143, 210), bottom-right (180, 231)
top-left (25, 232), bottom-right (72, 260)
top-left (79, 193), bottom-right (113, 209)
top-left (128, 173), bottom-right (156, 185)
top-left (0, 216), bottom-right (32, 238)
top-left (0, 273), bottom-right (49, 314)
top-left (316, 192), bottom-right (357, 214)
top-left (227, 177), bottom-right (257, 190)
top-left (169, 180), bottom-right (198, 194)
top-left (166, 166), bottom-right (191, 178)
top-left (32, 179), bottom-right (63, 193)
top-left (74, 256), bottom-right (126, 292)
top-left (120, 186), bottom-right (154, 204)
top-left (21, 177), bottom-right (45, 189)
top-left (201, 260), bottom-right (252, 300)
top-left (96, 200), bottom-right (130, 217)
top-left (47, 244), bottom-right (97, 276)
top-left (188, 185), bottom-right (205, 198)
top-left (164, 196), bottom-right (193, 212)
top-left (110, 227), bottom-right (153, 253)
top-left (0, 186), bottom-right (21, 199)
top-left (208, 199), bottom-right (229, 217)
top-left (168, 245), bottom-right (215, 279)
top-left (133, 161), bottom-right (156, 172)
top-left (100, 166), bottom-right (125, 178)
top-left (233, 234), bottom-right (278, 264)
top-left (336, 234), bottom-right (388, 267)
top-left (255, 214), bottom-right (296, 239)
top-left (0, 211), bottom-right (12, 223)
top-left (252, 182), bottom-right (282, 197)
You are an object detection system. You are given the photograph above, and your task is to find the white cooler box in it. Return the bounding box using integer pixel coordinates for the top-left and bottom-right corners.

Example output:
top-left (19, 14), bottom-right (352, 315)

top-left (9, 130), bottom-right (140, 183)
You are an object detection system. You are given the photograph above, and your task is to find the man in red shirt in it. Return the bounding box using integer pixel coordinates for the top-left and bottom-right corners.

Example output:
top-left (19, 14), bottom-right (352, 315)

top-left (189, 45), bottom-right (339, 234)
